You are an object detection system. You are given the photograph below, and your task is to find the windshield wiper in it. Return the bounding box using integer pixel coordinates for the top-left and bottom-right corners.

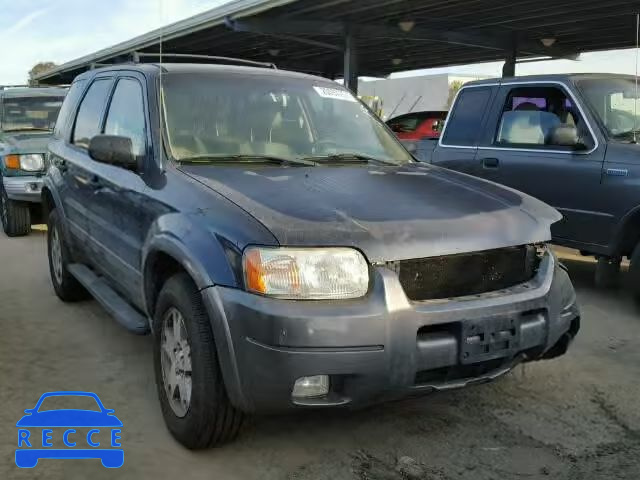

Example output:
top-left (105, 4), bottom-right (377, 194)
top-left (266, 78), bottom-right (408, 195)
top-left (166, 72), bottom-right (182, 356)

top-left (2, 127), bottom-right (52, 132)
top-left (301, 153), bottom-right (397, 165)
top-left (177, 154), bottom-right (317, 167)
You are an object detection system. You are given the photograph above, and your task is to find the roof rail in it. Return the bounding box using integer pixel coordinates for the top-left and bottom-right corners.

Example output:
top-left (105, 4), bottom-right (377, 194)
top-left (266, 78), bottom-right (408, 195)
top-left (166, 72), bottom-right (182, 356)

top-left (0, 84), bottom-right (29, 90)
top-left (0, 84), bottom-right (69, 90)
top-left (129, 52), bottom-right (277, 70)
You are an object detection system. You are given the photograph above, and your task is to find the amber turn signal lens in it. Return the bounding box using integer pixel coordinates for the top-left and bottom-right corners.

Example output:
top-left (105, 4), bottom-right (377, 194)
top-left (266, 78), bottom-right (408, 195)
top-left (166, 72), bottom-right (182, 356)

top-left (5, 154), bottom-right (20, 169)
top-left (243, 248), bottom-right (267, 294)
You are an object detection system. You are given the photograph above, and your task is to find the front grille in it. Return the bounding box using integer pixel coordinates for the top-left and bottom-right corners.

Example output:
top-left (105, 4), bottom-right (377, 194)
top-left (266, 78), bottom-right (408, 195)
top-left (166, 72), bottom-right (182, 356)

top-left (389, 245), bottom-right (540, 301)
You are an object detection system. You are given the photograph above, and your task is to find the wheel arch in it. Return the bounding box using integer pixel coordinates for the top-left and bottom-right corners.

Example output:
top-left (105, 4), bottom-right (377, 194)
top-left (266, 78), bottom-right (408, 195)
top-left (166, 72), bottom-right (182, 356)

top-left (142, 236), bottom-right (248, 411)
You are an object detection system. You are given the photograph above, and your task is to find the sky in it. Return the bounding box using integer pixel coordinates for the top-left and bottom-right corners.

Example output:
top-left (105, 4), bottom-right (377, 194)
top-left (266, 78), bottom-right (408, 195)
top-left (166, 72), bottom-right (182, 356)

top-left (0, 0), bottom-right (639, 85)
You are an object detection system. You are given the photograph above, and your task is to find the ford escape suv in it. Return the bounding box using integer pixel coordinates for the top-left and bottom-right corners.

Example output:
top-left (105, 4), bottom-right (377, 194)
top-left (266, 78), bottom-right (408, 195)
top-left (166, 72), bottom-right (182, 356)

top-left (42, 58), bottom-right (580, 449)
top-left (0, 86), bottom-right (66, 236)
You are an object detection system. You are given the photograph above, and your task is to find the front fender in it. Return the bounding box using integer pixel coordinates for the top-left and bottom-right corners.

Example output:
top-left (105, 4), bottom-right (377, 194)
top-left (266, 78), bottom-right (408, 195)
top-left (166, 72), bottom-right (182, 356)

top-left (142, 213), bottom-right (240, 288)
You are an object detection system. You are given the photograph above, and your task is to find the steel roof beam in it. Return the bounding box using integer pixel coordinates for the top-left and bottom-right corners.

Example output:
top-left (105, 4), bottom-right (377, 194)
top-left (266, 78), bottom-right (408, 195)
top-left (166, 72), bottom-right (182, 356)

top-left (225, 17), bottom-right (577, 58)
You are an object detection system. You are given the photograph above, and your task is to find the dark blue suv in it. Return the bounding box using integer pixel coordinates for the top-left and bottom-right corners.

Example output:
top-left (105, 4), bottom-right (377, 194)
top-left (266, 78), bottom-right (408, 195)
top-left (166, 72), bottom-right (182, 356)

top-left (43, 58), bottom-right (580, 448)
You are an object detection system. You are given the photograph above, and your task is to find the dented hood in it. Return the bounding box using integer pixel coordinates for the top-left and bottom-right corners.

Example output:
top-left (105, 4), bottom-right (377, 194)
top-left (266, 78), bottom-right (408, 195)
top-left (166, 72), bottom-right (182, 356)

top-left (181, 163), bottom-right (561, 262)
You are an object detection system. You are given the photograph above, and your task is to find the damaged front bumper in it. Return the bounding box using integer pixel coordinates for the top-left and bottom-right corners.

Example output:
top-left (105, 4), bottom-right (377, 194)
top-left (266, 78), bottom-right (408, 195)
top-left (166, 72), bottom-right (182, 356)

top-left (203, 251), bottom-right (579, 413)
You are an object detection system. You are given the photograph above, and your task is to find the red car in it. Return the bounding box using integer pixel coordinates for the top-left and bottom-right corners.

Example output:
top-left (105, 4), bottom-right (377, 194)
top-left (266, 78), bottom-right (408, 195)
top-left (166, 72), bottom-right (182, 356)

top-left (387, 111), bottom-right (447, 140)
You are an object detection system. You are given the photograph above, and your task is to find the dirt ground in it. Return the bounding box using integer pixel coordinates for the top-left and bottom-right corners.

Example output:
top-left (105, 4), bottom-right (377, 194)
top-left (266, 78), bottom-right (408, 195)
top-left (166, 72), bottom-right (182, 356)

top-left (1, 231), bottom-right (639, 480)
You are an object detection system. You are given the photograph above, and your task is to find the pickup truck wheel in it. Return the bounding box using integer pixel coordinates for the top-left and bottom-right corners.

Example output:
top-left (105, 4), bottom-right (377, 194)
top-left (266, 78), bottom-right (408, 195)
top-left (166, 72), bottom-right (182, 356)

top-left (47, 209), bottom-right (89, 301)
top-left (594, 256), bottom-right (620, 289)
top-left (1, 186), bottom-right (31, 237)
top-left (629, 243), bottom-right (640, 300)
top-left (153, 273), bottom-right (244, 449)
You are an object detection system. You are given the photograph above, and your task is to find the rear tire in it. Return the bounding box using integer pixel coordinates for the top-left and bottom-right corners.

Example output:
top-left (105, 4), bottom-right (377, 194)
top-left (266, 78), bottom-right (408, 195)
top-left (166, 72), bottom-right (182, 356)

top-left (1, 186), bottom-right (31, 237)
top-left (47, 209), bottom-right (89, 302)
top-left (153, 273), bottom-right (244, 449)
top-left (629, 243), bottom-right (640, 301)
top-left (594, 256), bottom-right (620, 289)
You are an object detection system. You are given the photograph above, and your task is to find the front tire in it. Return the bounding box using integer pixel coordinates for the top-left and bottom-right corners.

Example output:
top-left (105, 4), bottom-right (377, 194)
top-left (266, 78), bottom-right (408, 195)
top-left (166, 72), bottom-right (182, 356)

top-left (1, 185), bottom-right (31, 237)
top-left (47, 209), bottom-right (88, 302)
top-left (153, 273), bottom-right (244, 449)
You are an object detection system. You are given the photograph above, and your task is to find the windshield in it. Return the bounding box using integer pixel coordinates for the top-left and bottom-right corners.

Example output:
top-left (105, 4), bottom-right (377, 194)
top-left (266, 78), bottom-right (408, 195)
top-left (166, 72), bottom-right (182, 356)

top-left (162, 73), bottom-right (412, 165)
top-left (1, 95), bottom-right (64, 132)
top-left (577, 78), bottom-right (640, 139)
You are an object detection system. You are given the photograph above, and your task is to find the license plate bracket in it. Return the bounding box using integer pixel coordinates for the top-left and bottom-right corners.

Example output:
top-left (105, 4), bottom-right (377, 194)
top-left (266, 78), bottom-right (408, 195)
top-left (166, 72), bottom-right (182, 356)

top-left (460, 316), bottom-right (520, 364)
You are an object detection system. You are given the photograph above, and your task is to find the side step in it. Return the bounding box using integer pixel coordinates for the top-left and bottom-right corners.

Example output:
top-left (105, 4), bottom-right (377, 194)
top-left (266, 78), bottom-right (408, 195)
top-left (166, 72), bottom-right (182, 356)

top-left (68, 264), bottom-right (150, 335)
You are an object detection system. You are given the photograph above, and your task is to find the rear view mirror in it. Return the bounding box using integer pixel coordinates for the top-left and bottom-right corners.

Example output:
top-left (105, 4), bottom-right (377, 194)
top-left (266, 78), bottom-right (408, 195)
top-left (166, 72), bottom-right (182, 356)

top-left (89, 135), bottom-right (137, 171)
top-left (547, 124), bottom-right (581, 149)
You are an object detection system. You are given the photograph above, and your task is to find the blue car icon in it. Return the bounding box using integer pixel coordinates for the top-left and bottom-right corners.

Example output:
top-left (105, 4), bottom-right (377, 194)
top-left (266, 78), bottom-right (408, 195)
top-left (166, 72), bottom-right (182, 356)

top-left (16, 391), bottom-right (123, 468)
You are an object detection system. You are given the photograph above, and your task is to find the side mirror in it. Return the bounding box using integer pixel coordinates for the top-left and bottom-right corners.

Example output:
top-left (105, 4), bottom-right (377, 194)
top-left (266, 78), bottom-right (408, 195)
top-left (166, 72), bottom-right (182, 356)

top-left (547, 124), bottom-right (580, 148)
top-left (89, 135), bottom-right (138, 170)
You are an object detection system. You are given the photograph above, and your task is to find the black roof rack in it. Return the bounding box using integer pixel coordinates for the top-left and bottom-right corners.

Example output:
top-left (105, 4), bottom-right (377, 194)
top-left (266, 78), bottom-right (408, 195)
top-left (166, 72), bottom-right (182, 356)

top-left (129, 52), bottom-right (277, 70)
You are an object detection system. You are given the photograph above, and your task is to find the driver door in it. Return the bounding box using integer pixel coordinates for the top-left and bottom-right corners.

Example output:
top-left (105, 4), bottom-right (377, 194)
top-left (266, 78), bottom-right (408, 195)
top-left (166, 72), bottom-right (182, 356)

top-left (474, 82), bottom-right (610, 247)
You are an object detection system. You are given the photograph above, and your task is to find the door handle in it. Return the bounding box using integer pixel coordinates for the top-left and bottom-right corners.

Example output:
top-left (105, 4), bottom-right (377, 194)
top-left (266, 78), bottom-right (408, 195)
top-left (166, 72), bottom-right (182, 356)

top-left (481, 157), bottom-right (499, 168)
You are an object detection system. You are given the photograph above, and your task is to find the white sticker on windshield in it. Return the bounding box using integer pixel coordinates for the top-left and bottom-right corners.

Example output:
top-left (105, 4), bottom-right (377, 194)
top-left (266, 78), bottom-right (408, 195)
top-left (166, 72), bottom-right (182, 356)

top-left (313, 86), bottom-right (357, 102)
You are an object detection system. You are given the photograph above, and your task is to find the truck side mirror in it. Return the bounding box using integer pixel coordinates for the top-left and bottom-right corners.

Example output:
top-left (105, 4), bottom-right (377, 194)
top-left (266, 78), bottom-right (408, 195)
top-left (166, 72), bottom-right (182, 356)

top-left (89, 135), bottom-right (138, 171)
top-left (547, 124), bottom-right (581, 149)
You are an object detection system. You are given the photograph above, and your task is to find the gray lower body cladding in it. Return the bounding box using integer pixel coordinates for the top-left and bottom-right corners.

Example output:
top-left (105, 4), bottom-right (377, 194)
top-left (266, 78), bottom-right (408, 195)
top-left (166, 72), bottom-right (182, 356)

top-left (203, 252), bottom-right (579, 413)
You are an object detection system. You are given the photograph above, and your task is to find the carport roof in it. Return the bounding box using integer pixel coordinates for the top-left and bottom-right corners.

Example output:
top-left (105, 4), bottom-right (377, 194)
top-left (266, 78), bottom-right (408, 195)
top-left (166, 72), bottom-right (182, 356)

top-left (36, 0), bottom-right (640, 84)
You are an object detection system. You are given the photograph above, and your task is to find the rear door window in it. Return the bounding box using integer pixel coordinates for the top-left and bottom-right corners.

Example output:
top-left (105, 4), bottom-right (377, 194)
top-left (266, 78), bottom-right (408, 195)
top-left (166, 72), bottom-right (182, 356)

top-left (72, 78), bottom-right (113, 149)
top-left (441, 87), bottom-right (492, 146)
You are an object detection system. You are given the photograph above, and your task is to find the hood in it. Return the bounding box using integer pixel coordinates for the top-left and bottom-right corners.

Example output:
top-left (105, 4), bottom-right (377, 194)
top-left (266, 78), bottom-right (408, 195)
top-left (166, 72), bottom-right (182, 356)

top-left (182, 163), bottom-right (561, 262)
top-left (16, 410), bottom-right (123, 427)
top-left (0, 131), bottom-right (52, 155)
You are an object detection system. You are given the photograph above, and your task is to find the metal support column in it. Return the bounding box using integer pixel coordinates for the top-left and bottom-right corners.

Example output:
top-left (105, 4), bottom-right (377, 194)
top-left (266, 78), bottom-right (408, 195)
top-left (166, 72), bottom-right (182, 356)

top-left (343, 27), bottom-right (358, 94)
top-left (502, 37), bottom-right (517, 77)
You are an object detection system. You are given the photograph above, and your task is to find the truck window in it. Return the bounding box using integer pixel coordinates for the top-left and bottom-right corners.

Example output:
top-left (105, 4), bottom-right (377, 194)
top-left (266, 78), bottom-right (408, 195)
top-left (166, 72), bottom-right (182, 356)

top-left (441, 87), bottom-right (492, 146)
top-left (104, 78), bottom-right (147, 157)
top-left (494, 85), bottom-right (592, 150)
top-left (72, 78), bottom-right (112, 149)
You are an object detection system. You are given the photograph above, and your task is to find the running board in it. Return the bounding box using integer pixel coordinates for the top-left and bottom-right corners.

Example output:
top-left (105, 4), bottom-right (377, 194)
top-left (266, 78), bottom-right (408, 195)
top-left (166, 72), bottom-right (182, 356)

top-left (68, 263), bottom-right (150, 335)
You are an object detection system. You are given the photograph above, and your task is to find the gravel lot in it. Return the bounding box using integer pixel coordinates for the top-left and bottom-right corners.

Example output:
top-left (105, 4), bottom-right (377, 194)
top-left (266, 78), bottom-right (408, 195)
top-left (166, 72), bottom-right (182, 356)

top-left (1, 231), bottom-right (639, 479)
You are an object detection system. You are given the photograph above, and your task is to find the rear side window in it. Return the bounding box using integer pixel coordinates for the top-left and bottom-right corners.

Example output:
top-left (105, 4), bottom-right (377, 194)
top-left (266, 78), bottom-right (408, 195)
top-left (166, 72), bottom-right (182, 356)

top-left (441, 87), bottom-right (492, 146)
top-left (72, 78), bottom-right (112, 149)
top-left (104, 78), bottom-right (147, 157)
top-left (53, 80), bottom-right (85, 139)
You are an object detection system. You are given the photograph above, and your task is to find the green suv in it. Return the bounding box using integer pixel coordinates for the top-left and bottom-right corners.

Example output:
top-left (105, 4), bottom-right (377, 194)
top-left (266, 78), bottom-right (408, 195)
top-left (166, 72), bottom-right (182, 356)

top-left (0, 86), bottom-right (66, 236)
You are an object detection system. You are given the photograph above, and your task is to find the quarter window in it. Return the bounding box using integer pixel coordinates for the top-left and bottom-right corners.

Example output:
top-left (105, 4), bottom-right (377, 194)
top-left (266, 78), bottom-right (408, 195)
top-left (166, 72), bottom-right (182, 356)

top-left (441, 87), bottom-right (492, 146)
top-left (53, 80), bottom-right (85, 139)
top-left (72, 78), bottom-right (112, 149)
top-left (104, 79), bottom-right (147, 157)
top-left (495, 86), bottom-right (592, 150)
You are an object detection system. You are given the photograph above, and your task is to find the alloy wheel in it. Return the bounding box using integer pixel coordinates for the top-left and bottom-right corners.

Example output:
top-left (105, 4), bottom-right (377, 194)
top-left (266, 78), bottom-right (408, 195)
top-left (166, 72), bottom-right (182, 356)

top-left (160, 307), bottom-right (192, 418)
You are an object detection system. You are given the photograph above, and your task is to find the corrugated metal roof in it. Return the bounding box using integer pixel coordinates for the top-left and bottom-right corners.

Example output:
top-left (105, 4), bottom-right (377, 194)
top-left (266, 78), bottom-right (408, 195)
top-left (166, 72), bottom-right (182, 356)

top-left (36, 0), bottom-right (640, 84)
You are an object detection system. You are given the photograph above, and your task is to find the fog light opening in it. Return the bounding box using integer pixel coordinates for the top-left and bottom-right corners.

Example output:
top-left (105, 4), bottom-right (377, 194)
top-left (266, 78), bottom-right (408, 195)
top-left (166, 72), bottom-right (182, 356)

top-left (292, 375), bottom-right (329, 399)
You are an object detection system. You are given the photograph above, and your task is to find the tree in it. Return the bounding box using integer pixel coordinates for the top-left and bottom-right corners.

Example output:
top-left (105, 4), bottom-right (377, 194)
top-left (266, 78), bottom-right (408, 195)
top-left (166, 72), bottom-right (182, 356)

top-left (446, 80), bottom-right (465, 109)
top-left (28, 62), bottom-right (57, 86)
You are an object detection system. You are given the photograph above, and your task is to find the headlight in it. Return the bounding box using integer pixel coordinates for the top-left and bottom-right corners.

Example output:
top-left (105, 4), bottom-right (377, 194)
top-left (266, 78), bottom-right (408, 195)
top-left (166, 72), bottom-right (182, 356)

top-left (11, 154), bottom-right (45, 172)
top-left (243, 247), bottom-right (369, 299)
